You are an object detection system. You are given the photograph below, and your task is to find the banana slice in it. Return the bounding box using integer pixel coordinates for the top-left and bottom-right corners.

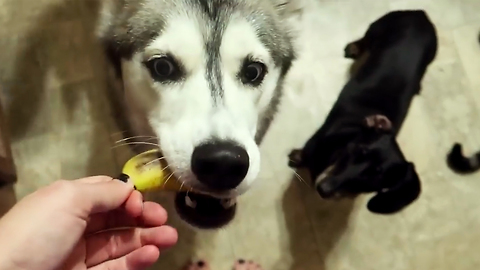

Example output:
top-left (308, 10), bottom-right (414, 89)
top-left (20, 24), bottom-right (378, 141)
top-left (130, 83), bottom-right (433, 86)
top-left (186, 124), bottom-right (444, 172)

top-left (119, 150), bottom-right (189, 192)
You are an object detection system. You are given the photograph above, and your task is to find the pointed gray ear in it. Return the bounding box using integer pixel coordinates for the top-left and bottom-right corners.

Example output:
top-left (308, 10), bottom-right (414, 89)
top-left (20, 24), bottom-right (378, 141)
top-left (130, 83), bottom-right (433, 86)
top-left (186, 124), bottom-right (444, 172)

top-left (273, 0), bottom-right (304, 18)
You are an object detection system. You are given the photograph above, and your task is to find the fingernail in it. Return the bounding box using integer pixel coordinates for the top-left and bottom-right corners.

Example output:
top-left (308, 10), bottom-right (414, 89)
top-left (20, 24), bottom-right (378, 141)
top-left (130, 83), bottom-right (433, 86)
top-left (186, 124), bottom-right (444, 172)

top-left (117, 174), bottom-right (137, 189)
top-left (117, 173), bottom-right (130, 183)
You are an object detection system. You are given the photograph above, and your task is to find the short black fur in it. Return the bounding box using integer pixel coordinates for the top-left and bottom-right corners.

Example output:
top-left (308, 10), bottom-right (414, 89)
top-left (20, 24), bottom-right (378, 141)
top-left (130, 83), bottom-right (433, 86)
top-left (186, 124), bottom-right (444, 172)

top-left (288, 10), bottom-right (437, 214)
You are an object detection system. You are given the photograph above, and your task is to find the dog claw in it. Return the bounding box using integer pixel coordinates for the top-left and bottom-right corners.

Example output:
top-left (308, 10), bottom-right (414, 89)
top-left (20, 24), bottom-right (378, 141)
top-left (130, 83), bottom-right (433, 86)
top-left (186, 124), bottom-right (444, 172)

top-left (221, 198), bottom-right (236, 209)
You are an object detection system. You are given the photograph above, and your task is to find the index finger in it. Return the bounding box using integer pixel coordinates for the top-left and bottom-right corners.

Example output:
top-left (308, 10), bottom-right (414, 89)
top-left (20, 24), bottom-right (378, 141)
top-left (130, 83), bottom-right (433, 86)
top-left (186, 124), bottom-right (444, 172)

top-left (76, 176), bottom-right (135, 215)
top-left (86, 190), bottom-right (143, 233)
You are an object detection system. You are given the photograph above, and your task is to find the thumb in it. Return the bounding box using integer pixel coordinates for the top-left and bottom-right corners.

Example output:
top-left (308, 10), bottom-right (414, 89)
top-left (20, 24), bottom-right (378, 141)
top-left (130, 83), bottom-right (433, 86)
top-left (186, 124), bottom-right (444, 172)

top-left (77, 176), bottom-right (135, 215)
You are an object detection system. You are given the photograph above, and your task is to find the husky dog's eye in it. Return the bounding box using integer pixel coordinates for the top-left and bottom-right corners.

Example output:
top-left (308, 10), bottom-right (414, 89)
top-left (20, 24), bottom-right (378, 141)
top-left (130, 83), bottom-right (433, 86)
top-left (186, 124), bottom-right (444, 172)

top-left (240, 61), bottom-right (267, 86)
top-left (145, 55), bottom-right (183, 82)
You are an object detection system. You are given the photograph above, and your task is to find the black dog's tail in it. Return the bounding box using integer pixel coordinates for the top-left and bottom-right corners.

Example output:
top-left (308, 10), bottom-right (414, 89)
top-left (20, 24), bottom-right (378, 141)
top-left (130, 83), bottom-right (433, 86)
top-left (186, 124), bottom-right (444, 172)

top-left (447, 143), bottom-right (480, 174)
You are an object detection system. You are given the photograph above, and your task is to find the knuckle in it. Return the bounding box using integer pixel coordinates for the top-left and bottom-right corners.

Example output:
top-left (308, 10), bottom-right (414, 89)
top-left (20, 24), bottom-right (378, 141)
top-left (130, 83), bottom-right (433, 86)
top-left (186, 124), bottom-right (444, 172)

top-left (105, 234), bottom-right (120, 259)
top-left (48, 180), bottom-right (76, 197)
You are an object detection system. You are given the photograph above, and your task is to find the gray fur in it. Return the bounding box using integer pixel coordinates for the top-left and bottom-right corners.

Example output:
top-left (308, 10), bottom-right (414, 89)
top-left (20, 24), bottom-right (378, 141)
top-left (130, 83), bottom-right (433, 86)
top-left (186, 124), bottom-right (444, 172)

top-left (99, 0), bottom-right (298, 143)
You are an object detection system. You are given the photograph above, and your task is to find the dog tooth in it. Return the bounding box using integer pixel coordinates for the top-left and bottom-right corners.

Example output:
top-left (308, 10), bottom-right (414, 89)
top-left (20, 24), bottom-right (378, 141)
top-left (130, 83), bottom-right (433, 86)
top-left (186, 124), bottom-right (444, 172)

top-left (185, 195), bottom-right (197, 208)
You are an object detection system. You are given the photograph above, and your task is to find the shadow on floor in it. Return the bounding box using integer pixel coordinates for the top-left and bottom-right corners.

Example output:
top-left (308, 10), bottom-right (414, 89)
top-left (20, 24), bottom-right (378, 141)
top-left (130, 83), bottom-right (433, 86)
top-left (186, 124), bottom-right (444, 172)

top-left (283, 170), bottom-right (354, 270)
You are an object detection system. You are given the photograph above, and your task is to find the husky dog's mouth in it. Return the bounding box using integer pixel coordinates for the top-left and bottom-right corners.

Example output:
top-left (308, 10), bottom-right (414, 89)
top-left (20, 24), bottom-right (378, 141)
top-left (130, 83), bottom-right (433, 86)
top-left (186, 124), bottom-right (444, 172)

top-left (174, 192), bottom-right (237, 229)
top-left (126, 148), bottom-right (239, 229)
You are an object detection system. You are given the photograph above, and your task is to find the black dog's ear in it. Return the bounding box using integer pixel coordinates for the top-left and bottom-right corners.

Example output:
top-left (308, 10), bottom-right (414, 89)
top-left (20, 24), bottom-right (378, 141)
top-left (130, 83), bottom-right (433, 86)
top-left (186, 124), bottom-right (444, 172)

top-left (367, 162), bottom-right (421, 214)
top-left (288, 149), bottom-right (304, 168)
top-left (364, 115), bottom-right (392, 131)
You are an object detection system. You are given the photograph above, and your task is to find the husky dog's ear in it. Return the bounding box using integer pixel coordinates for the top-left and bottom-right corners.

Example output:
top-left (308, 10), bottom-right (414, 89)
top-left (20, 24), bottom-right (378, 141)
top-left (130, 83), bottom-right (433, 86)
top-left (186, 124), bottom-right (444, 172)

top-left (272, 0), bottom-right (304, 17)
top-left (367, 162), bottom-right (421, 214)
top-left (96, 0), bottom-right (127, 39)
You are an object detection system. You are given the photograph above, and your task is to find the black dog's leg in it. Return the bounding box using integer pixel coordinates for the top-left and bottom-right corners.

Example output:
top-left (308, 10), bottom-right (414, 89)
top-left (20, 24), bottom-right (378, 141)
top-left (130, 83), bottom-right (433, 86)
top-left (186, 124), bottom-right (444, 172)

top-left (344, 38), bottom-right (366, 59)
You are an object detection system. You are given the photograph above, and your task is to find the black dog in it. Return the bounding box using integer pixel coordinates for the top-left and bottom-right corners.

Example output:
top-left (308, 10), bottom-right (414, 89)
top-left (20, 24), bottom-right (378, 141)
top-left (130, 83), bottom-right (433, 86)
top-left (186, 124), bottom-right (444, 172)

top-left (288, 10), bottom-right (438, 214)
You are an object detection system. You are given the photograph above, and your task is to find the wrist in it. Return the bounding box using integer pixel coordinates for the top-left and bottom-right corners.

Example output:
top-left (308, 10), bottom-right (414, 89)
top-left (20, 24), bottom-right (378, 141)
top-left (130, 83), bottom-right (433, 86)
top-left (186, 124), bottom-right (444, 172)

top-left (0, 237), bottom-right (22, 270)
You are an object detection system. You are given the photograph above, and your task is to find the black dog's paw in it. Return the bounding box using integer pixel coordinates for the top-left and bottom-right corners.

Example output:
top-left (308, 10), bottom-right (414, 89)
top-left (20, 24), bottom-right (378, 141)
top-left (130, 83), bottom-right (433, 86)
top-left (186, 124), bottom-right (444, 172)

top-left (288, 149), bottom-right (303, 168)
top-left (344, 42), bottom-right (361, 59)
top-left (367, 162), bottom-right (421, 214)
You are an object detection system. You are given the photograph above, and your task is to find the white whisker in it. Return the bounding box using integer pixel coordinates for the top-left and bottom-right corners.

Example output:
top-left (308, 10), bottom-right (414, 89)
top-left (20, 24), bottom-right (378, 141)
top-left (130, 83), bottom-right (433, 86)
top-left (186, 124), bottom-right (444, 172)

top-left (112, 141), bottom-right (161, 149)
top-left (163, 172), bottom-right (175, 188)
top-left (115, 136), bottom-right (159, 144)
top-left (292, 170), bottom-right (310, 188)
top-left (179, 181), bottom-right (185, 191)
top-left (144, 157), bottom-right (167, 167)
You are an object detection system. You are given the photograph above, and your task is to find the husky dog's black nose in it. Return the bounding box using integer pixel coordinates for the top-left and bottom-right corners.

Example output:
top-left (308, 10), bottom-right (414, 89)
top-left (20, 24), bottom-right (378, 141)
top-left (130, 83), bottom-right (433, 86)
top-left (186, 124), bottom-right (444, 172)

top-left (191, 141), bottom-right (249, 191)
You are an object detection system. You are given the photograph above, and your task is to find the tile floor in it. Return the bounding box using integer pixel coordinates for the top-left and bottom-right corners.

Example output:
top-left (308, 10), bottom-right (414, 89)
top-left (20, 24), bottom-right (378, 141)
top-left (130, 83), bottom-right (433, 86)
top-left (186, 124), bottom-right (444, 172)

top-left (1, 0), bottom-right (480, 269)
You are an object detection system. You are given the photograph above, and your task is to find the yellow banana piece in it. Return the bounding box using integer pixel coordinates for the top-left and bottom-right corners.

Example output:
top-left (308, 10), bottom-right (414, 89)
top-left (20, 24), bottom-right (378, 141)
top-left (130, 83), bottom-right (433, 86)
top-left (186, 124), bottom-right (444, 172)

top-left (119, 149), bottom-right (189, 192)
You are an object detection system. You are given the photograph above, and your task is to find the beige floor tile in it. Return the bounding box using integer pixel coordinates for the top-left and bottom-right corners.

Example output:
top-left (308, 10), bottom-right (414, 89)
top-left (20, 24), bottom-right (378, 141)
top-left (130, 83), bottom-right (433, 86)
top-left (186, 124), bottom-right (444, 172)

top-left (458, 0), bottom-right (480, 24)
top-left (294, 1), bottom-right (350, 59)
top-left (453, 24), bottom-right (480, 94)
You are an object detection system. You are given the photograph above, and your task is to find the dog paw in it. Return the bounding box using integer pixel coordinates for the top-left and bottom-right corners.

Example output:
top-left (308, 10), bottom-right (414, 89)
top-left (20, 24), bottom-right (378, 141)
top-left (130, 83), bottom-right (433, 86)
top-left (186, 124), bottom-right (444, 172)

top-left (288, 149), bottom-right (303, 168)
top-left (344, 43), bottom-right (360, 59)
top-left (233, 259), bottom-right (264, 270)
top-left (182, 260), bottom-right (210, 270)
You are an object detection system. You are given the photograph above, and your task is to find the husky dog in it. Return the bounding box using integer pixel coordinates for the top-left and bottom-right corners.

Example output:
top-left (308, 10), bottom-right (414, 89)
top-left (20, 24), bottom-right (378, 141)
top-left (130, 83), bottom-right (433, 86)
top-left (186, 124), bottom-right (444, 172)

top-left (97, 0), bottom-right (299, 228)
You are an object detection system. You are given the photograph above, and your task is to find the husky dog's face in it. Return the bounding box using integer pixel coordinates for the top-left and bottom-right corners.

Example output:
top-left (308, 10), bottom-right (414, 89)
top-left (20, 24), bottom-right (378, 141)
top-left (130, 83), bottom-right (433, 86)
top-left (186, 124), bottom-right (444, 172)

top-left (99, 0), bottom-right (296, 228)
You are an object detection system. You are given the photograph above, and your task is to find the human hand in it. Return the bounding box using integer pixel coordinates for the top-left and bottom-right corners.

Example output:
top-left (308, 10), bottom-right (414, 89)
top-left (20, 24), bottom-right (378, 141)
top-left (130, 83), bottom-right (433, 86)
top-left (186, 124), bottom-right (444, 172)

top-left (0, 176), bottom-right (178, 270)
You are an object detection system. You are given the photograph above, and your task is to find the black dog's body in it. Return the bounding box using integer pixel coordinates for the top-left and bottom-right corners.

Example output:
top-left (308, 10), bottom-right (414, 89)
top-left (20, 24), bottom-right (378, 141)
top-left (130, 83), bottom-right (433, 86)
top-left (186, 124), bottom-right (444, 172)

top-left (289, 10), bottom-right (437, 214)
